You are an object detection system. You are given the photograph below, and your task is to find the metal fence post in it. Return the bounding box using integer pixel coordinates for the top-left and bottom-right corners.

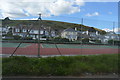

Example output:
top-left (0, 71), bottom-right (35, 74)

top-left (38, 13), bottom-right (42, 58)
top-left (81, 18), bottom-right (83, 55)
top-left (113, 22), bottom-right (115, 45)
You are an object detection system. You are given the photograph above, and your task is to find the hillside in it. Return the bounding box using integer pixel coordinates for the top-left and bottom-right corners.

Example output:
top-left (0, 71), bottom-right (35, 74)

top-left (2, 19), bottom-right (106, 34)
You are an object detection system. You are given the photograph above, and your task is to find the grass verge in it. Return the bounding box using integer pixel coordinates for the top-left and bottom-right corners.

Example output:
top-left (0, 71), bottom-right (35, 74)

top-left (2, 54), bottom-right (119, 76)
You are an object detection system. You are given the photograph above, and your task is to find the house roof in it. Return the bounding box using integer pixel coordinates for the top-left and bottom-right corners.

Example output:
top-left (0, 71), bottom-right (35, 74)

top-left (13, 25), bottom-right (49, 30)
top-left (106, 31), bottom-right (116, 35)
top-left (78, 34), bottom-right (90, 38)
top-left (88, 27), bottom-right (96, 32)
top-left (77, 31), bottom-right (83, 33)
top-left (63, 28), bottom-right (77, 32)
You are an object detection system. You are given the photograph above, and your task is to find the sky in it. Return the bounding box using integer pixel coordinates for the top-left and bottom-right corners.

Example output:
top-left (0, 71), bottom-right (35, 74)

top-left (0, 0), bottom-right (119, 33)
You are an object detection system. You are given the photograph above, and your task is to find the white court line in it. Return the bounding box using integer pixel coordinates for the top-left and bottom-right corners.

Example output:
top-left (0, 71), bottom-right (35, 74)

top-left (23, 43), bottom-right (32, 48)
top-left (41, 44), bottom-right (44, 48)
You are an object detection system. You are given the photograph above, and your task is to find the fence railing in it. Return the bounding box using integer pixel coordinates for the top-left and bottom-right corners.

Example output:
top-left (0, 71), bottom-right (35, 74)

top-left (1, 17), bottom-right (119, 57)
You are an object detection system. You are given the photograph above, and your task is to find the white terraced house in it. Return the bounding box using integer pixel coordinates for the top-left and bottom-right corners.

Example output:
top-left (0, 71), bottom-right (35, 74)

top-left (61, 28), bottom-right (78, 41)
top-left (2, 24), bottom-right (57, 40)
top-left (13, 26), bottom-right (57, 39)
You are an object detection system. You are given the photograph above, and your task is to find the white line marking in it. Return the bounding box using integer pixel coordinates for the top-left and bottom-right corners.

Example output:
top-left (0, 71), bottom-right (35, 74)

top-left (41, 44), bottom-right (44, 48)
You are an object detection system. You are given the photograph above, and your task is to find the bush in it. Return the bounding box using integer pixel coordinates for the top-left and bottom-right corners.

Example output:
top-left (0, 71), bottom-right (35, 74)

top-left (108, 40), bottom-right (120, 45)
top-left (61, 38), bottom-right (69, 42)
top-left (53, 37), bottom-right (69, 42)
top-left (42, 36), bottom-right (47, 38)
top-left (22, 37), bottom-right (33, 40)
top-left (91, 40), bottom-right (101, 43)
top-left (13, 35), bottom-right (21, 40)
top-left (113, 41), bottom-right (120, 45)
top-left (108, 40), bottom-right (114, 44)
top-left (82, 38), bottom-right (89, 43)
top-left (2, 54), bottom-right (118, 76)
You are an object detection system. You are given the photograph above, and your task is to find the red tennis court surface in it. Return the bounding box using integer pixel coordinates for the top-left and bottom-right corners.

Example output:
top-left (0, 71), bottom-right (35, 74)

top-left (1, 43), bottom-right (119, 57)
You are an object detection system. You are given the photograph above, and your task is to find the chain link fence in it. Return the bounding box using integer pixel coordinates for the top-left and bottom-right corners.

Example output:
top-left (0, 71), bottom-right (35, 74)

top-left (1, 16), bottom-right (119, 57)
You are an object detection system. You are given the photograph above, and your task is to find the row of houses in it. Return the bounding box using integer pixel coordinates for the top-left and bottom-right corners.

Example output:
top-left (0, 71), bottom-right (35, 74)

top-left (61, 27), bottom-right (119, 43)
top-left (1, 25), bottom-right (58, 39)
top-left (1, 24), bottom-right (120, 44)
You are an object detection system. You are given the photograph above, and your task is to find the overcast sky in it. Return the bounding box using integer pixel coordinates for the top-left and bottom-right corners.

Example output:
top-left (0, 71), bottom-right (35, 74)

top-left (0, 0), bottom-right (119, 33)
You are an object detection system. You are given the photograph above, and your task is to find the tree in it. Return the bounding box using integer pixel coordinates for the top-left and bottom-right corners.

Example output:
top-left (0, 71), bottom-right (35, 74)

top-left (100, 31), bottom-right (106, 35)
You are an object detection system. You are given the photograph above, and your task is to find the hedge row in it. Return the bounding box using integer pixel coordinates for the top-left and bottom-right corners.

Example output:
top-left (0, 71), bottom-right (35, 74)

top-left (2, 54), bottom-right (119, 76)
top-left (2, 40), bottom-right (107, 45)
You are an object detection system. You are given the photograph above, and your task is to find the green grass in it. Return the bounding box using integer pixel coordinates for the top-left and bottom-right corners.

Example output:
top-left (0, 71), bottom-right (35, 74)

top-left (2, 54), bottom-right (119, 76)
top-left (0, 58), bottom-right (2, 76)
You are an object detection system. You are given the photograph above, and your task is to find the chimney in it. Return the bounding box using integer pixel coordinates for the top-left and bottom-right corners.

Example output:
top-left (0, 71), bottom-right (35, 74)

top-left (96, 31), bottom-right (98, 35)
top-left (75, 27), bottom-right (77, 31)
top-left (86, 30), bottom-right (88, 35)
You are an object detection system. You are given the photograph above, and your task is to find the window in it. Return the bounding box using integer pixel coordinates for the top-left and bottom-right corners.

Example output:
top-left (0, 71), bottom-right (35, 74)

top-left (105, 36), bottom-right (109, 38)
top-left (34, 30), bottom-right (38, 34)
top-left (40, 30), bottom-right (43, 34)
top-left (111, 36), bottom-right (114, 39)
top-left (30, 30), bottom-right (34, 33)
top-left (23, 29), bottom-right (26, 32)
top-left (15, 29), bottom-right (20, 32)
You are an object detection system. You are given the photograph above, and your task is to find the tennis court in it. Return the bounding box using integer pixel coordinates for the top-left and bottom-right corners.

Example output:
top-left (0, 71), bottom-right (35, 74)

top-left (1, 43), bottom-right (31, 48)
top-left (1, 42), bottom-right (119, 57)
top-left (2, 42), bottom-right (118, 49)
top-left (42, 44), bottom-right (118, 49)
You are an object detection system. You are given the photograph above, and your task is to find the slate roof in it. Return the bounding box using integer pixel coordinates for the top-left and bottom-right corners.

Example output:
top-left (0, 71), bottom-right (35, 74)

top-left (63, 28), bottom-right (77, 32)
top-left (78, 33), bottom-right (90, 38)
top-left (88, 27), bottom-right (96, 32)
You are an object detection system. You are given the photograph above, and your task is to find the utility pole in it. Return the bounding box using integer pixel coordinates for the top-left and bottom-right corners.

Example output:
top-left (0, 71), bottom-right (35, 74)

top-left (81, 18), bottom-right (83, 44)
top-left (113, 22), bottom-right (115, 45)
top-left (38, 13), bottom-right (42, 57)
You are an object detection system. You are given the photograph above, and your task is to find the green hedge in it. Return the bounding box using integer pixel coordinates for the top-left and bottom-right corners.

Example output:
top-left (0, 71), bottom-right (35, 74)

top-left (13, 35), bottom-right (21, 40)
top-left (53, 37), bottom-right (70, 42)
top-left (2, 54), bottom-right (119, 76)
top-left (108, 40), bottom-right (120, 45)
